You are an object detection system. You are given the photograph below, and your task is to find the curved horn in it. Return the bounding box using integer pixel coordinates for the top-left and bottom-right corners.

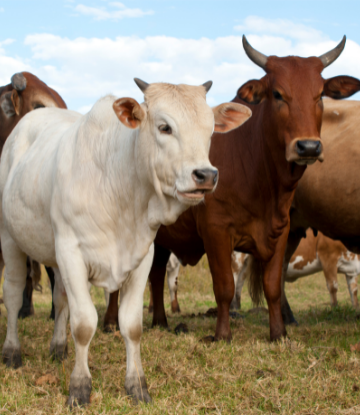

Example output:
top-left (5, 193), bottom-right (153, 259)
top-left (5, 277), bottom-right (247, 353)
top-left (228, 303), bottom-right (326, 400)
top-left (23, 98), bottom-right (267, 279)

top-left (202, 81), bottom-right (213, 93)
top-left (134, 78), bottom-right (149, 93)
top-left (319, 35), bottom-right (346, 68)
top-left (242, 35), bottom-right (268, 71)
top-left (11, 73), bottom-right (27, 91)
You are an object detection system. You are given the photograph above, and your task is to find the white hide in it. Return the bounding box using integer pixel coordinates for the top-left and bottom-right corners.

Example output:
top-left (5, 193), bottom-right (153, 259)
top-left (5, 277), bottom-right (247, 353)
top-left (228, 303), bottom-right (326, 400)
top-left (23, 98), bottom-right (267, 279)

top-left (285, 255), bottom-right (322, 282)
top-left (0, 86), bottom-right (228, 404)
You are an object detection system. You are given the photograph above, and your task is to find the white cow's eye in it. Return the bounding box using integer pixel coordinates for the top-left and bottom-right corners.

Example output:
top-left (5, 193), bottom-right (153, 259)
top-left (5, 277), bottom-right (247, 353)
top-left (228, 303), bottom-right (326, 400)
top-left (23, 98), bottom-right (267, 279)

top-left (159, 124), bottom-right (172, 135)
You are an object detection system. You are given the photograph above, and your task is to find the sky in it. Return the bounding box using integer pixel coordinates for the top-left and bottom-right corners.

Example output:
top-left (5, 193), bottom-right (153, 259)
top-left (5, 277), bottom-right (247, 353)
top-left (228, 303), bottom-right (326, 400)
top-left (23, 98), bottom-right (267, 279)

top-left (1, 0), bottom-right (360, 113)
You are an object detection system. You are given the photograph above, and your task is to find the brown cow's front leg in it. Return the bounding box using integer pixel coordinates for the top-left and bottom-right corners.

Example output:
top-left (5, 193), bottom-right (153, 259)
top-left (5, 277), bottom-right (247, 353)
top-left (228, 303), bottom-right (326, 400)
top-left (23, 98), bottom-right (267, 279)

top-left (281, 229), bottom-right (303, 325)
top-left (104, 291), bottom-right (119, 332)
top-left (263, 235), bottom-right (288, 341)
top-left (149, 244), bottom-right (171, 328)
top-left (204, 233), bottom-right (234, 342)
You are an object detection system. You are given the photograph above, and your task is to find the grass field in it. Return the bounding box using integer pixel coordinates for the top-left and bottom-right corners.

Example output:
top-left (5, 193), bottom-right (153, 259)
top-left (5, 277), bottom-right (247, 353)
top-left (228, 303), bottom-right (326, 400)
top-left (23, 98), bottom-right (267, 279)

top-left (1, 258), bottom-right (360, 414)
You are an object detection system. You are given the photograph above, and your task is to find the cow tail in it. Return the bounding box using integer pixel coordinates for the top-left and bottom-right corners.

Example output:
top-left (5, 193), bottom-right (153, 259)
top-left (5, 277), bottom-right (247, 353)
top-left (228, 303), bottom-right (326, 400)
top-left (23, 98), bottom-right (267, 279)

top-left (246, 255), bottom-right (264, 306)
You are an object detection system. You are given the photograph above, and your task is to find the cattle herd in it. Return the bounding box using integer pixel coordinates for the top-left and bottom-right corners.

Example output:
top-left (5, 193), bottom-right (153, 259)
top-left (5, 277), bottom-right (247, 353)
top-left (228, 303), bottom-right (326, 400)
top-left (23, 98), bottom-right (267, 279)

top-left (0, 35), bottom-right (360, 408)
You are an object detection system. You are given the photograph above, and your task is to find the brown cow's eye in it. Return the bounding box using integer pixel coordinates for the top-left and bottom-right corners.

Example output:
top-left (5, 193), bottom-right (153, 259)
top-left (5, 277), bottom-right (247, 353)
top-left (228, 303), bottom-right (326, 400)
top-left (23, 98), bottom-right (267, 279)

top-left (159, 124), bottom-right (172, 134)
top-left (34, 104), bottom-right (45, 110)
top-left (272, 91), bottom-right (283, 101)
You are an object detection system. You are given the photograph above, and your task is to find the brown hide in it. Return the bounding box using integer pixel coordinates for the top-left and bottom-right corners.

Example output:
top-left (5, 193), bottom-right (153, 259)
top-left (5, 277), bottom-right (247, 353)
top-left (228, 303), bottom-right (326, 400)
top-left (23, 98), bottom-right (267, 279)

top-left (292, 99), bottom-right (360, 252)
top-left (105, 49), bottom-right (360, 341)
top-left (0, 72), bottom-right (67, 153)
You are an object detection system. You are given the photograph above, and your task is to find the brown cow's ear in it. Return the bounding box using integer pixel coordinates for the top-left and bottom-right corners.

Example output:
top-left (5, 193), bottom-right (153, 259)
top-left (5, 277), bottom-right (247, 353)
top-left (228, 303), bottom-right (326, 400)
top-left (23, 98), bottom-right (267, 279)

top-left (0, 91), bottom-right (16, 117)
top-left (237, 79), bottom-right (266, 105)
top-left (323, 75), bottom-right (360, 99)
top-left (113, 97), bottom-right (146, 129)
top-left (213, 102), bottom-right (252, 133)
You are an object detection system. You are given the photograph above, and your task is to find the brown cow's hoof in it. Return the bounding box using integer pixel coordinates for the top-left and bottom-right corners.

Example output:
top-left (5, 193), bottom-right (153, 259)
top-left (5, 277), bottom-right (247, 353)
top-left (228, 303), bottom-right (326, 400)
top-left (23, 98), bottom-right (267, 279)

top-left (50, 344), bottom-right (68, 362)
top-left (171, 300), bottom-right (181, 313)
top-left (125, 375), bottom-right (152, 403)
top-left (3, 347), bottom-right (22, 369)
top-left (200, 335), bottom-right (216, 344)
top-left (68, 376), bottom-right (91, 407)
top-left (174, 323), bottom-right (188, 335)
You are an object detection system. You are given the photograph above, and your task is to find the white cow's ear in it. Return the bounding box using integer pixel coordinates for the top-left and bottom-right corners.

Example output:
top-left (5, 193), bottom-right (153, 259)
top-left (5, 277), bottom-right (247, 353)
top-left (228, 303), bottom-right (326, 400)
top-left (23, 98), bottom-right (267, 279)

top-left (0, 90), bottom-right (21, 117)
top-left (113, 97), bottom-right (146, 129)
top-left (212, 102), bottom-right (252, 133)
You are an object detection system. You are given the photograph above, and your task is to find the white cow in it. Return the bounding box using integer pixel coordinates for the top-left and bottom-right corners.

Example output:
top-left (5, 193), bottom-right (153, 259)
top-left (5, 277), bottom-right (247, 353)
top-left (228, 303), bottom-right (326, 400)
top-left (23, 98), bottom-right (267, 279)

top-left (0, 79), bottom-right (251, 406)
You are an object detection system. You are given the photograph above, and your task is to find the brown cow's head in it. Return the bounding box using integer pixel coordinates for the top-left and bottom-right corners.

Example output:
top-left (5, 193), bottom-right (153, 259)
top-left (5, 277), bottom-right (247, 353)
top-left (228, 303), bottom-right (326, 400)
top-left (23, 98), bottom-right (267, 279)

top-left (237, 36), bottom-right (360, 166)
top-left (0, 72), bottom-right (67, 150)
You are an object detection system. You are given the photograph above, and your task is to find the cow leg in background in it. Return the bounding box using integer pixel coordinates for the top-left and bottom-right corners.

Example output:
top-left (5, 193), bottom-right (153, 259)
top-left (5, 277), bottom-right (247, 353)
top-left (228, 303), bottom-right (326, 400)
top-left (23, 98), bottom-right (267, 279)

top-left (46, 266), bottom-right (56, 320)
top-left (263, 235), bottom-right (288, 341)
top-left (104, 290), bottom-right (119, 332)
top-left (345, 273), bottom-right (359, 310)
top-left (167, 254), bottom-right (181, 313)
top-left (204, 232), bottom-right (234, 342)
top-left (321, 261), bottom-right (339, 307)
top-left (119, 245), bottom-right (153, 403)
top-left (0, 249), bottom-right (5, 315)
top-left (2, 233), bottom-right (27, 368)
top-left (18, 258), bottom-right (34, 319)
top-left (230, 254), bottom-right (248, 310)
top-left (56, 247), bottom-right (97, 407)
top-left (281, 230), bottom-right (303, 325)
top-left (148, 282), bottom-right (154, 313)
top-left (149, 244), bottom-right (171, 328)
top-left (50, 268), bottom-right (69, 361)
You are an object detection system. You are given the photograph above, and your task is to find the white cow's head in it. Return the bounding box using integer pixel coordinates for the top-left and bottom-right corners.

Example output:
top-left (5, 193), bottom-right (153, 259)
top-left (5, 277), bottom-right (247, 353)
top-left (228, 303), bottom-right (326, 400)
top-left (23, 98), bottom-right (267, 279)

top-left (113, 79), bottom-right (251, 206)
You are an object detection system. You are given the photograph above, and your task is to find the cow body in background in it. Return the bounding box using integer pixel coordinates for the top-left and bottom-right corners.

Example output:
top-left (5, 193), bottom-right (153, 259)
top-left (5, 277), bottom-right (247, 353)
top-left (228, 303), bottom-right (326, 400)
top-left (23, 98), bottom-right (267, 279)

top-left (281, 99), bottom-right (360, 324)
top-left (105, 36), bottom-right (360, 343)
top-left (0, 72), bottom-right (66, 318)
top-left (0, 79), bottom-right (250, 406)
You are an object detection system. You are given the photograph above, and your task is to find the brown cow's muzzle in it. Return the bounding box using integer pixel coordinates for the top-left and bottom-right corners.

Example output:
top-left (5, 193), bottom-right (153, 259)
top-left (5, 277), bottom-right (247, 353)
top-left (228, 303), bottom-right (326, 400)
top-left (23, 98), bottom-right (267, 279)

top-left (286, 138), bottom-right (324, 165)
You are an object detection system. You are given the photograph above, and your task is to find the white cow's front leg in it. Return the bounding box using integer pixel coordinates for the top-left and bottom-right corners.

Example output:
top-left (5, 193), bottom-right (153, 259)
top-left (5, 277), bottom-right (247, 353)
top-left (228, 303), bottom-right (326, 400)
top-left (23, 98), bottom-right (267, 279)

top-left (1, 233), bottom-right (27, 368)
top-left (119, 244), bottom-right (154, 403)
top-left (50, 267), bottom-right (69, 361)
top-left (56, 244), bottom-right (98, 407)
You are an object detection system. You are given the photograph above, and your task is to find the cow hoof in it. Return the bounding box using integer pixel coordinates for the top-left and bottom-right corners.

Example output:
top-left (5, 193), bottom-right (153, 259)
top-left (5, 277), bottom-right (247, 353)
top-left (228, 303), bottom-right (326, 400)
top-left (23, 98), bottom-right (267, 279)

top-left (18, 308), bottom-right (33, 319)
top-left (2, 348), bottom-right (22, 369)
top-left (171, 301), bottom-right (181, 313)
top-left (200, 335), bottom-right (215, 344)
top-left (68, 376), bottom-right (91, 407)
top-left (281, 313), bottom-right (299, 326)
top-left (50, 344), bottom-right (68, 361)
top-left (174, 323), bottom-right (188, 335)
top-left (103, 323), bottom-right (119, 333)
top-left (125, 376), bottom-right (152, 403)
top-left (49, 307), bottom-right (55, 321)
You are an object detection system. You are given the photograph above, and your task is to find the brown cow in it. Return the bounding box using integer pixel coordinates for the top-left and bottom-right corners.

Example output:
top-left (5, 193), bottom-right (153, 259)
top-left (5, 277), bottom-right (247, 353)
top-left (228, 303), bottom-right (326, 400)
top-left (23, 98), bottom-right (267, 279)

top-left (279, 98), bottom-right (360, 324)
top-left (0, 72), bottom-right (66, 318)
top-left (105, 36), bottom-right (360, 342)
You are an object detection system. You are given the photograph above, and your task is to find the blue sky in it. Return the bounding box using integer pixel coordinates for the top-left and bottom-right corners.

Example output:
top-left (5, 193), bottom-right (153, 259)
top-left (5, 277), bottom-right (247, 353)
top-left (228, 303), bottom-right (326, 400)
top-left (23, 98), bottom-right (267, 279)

top-left (1, 0), bottom-right (360, 112)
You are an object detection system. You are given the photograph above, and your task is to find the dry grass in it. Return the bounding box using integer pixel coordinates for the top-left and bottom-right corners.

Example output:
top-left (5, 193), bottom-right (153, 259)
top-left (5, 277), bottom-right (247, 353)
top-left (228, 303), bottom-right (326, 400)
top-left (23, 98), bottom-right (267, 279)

top-left (1, 258), bottom-right (360, 414)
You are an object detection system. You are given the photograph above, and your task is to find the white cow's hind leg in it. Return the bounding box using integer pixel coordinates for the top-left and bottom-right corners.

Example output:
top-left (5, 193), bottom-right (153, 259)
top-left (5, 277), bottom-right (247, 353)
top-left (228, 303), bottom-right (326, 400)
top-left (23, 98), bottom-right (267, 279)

top-left (167, 254), bottom-right (181, 313)
top-left (119, 244), bottom-right (154, 403)
top-left (1, 233), bottom-right (27, 368)
top-left (56, 245), bottom-right (98, 407)
top-left (50, 267), bottom-right (69, 361)
top-left (345, 273), bottom-right (359, 310)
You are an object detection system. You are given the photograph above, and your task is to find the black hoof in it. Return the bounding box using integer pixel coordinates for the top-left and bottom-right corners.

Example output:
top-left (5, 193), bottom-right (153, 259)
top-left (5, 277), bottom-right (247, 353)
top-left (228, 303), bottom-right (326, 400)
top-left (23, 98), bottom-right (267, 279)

top-left (49, 306), bottom-right (55, 321)
top-left (125, 375), bottom-right (152, 403)
top-left (3, 348), bottom-right (22, 369)
top-left (68, 376), bottom-right (92, 407)
top-left (281, 311), bottom-right (299, 326)
top-left (200, 335), bottom-right (215, 344)
top-left (174, 323), bottom-right (188, 335)
top-left (18, 308), bottom-right (33, 319)
top-left (50, 344), bottom-right (68, 362)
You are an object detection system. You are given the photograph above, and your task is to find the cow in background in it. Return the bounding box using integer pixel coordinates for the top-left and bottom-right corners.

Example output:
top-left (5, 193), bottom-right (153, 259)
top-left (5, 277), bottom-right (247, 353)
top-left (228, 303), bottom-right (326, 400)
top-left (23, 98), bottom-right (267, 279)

top-left (105, 36), bottom-right (360, 343)
top-left (280, 98), bottom-right (360, 324)
top-left (0, 72), bottom-right (67, 318)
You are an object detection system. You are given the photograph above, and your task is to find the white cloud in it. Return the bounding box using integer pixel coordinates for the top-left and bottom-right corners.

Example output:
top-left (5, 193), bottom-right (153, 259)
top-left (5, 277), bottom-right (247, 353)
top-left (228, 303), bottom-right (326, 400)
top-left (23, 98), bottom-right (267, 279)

top-left (234, 16), bottom-right (325, 42)
top-left (74, 2), bottom-right (153, 21)
top-left (1, 16), bottom-right (358, 111)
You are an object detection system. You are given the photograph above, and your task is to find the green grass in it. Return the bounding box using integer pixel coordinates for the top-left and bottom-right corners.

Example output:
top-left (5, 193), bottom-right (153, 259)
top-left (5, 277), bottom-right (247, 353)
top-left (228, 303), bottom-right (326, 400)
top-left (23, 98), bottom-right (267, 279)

top-left (1, 258), bottom-right (360, 414)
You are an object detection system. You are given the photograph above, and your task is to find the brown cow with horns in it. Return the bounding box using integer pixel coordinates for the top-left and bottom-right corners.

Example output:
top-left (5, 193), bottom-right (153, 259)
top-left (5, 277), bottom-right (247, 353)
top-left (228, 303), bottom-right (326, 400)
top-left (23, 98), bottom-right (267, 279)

top-left (104, 36), bottom-right (360, 342)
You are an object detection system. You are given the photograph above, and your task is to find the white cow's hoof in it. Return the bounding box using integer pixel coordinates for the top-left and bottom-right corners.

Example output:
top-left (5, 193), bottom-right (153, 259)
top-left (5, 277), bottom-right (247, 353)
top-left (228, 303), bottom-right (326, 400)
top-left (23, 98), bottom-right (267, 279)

top-left (2, 347), bottom-right (22, 369)
top-left (125, 376), bottom-right (152, 403)
top-left (50, 343), bottom-right (68, 362)
top-left (68, 376), bottom-right (91, 407)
